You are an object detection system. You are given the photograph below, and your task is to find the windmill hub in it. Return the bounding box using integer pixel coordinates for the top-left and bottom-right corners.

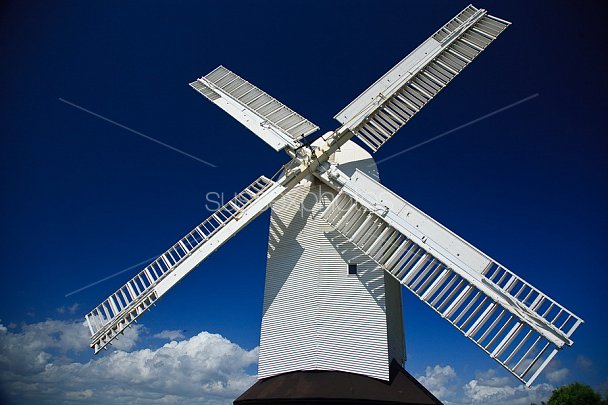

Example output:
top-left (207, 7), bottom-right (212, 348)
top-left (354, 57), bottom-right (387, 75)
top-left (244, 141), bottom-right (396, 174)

top-left (85, 5), bottom-right (582, 403)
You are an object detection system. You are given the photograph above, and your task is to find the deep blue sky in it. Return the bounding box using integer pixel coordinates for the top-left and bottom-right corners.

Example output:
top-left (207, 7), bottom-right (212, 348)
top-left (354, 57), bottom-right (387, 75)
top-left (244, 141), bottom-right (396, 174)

top-left (1, 0), bottom-right (607, 399)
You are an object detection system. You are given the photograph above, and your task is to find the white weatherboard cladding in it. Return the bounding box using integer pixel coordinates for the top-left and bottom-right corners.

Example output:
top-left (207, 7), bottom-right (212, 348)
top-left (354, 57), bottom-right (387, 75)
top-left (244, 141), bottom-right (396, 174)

top-left (326, 139), bottom-right (380, 181)
top-left (259, 177), bottom-right (401, 381)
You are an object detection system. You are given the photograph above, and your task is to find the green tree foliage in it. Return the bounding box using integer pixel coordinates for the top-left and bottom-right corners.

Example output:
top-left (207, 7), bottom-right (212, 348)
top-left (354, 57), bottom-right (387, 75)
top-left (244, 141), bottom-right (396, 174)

top-left (547, 382), bottom-right (606, 405)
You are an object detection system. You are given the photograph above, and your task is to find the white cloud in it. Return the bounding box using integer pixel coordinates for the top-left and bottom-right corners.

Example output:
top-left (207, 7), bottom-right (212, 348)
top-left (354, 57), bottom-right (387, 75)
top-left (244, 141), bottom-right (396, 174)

top-left (0, 319), bottom-right (90, 375)
top-left (0, 319), bottom-right (257, 405)
top-left (576, 355), bottom-right (592, 372)
top-left (0, 321), bottom-right (6, 334)
top-left (57, 303), bottom-right (80, 315)
top-left (546, 367), bottom-right (569, 384)
top-left (462, 368), bottom-right (554, 405)
top-left (65, 389), bottom-right (93, 400)
top-left (415, 365), bottom-right (556, 405)
top-left (417, 364), bottom-right (458, 399)
top-left (153, 330), bottom-right (185, 341)
top-left (108, 324), bottom-right (144, 352)
top-left (543, 359), bottom-right (570, 384)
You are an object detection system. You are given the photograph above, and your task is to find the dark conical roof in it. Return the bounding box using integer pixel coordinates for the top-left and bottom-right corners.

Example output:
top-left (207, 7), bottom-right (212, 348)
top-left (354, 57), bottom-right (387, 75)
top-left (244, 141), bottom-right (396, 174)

top-left (234, 360), bottom-right (442, 405)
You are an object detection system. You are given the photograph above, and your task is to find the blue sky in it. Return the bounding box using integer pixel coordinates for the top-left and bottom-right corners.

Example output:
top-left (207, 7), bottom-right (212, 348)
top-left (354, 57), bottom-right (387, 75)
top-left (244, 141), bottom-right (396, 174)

top-left (1, 1), bottom-right (607, 403)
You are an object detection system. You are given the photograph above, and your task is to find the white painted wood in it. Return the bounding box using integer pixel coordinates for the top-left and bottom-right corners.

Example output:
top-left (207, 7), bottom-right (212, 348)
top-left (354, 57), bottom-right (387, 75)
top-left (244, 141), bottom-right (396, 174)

top-left (86, 177), bottom-right (284, 353)
top-left (259, 179), bottom-right (393, 380)
top-left (334, 37), bottom-right (439, 128)
top-left (259, 141), bottom-right (403, 381)
top-left (191, 66), bottom-right (318, 151)
top-left (334, 5), bottom-right (510, 151)
top-left (317, 167), bottom-right (583, 385)
top-left (85, 4), bottom-right (579, 389)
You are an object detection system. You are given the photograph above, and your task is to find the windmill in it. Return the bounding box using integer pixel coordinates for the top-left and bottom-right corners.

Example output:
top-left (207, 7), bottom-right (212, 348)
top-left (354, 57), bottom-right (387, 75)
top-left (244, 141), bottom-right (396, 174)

top-left (85, 4), bottom-right (582, 402)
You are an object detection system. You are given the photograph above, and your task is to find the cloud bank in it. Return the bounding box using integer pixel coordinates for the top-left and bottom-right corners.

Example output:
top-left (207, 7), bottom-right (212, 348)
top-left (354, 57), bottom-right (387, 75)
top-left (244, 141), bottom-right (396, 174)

top-left (153, 330), bottom-right (186, 341)
top-left (1, 318), bottom-right (587, 405)
top-left (418, 364), bottom-right (555, 405)
top-left (0, 319), bottom-right (257, 404)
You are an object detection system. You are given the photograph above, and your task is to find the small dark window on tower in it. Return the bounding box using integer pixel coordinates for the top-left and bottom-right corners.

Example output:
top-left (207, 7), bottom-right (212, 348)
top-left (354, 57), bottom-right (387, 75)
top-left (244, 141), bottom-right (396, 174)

top-left (348, 263), bottom-right (358, 275)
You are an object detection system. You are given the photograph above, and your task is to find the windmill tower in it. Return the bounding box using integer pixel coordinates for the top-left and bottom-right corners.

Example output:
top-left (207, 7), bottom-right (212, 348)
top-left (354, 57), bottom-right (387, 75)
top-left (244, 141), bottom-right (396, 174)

top-left (85, 5), bottom-right (583, 404)
top-left (258, 140), bottom-right (405, 381)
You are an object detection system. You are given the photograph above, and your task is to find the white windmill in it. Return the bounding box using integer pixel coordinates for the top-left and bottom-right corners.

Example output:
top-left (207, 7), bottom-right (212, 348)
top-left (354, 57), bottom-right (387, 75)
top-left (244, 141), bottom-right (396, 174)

top-left (85, 4), bottom-right (582, 402)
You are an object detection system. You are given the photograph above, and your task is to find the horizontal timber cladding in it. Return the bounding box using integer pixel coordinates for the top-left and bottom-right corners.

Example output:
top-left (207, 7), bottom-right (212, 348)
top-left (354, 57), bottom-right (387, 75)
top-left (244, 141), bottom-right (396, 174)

top-left (259, 178), bottom-right (398, 381)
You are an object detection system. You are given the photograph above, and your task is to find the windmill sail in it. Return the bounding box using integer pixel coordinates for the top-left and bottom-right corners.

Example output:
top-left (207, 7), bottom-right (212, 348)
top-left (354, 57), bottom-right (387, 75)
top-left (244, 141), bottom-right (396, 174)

top-left (335, 5), bottom-right (510, 152)
top-left (191, 66), bottom-right (319, 151)
top-left (85, 176), bottom-right (285, 353)
top-left (318, 168), bottom-right (582, 386)
top-left (84, 3), bottom-right (580, 388)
